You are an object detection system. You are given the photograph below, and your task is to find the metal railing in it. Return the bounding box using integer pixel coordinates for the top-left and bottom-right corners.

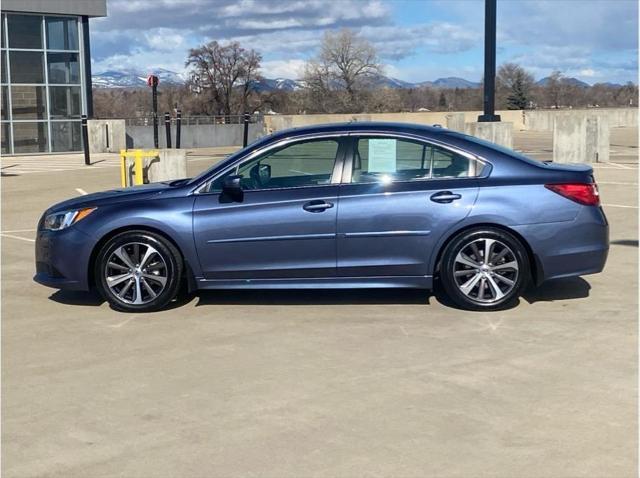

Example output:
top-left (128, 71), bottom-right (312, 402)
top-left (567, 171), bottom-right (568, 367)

top-left (120, 114), bottom-right (262, 127)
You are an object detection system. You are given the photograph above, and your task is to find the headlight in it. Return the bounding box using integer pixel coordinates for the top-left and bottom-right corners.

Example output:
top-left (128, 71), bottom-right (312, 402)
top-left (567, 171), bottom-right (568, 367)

top-left (42, 207), bottom-right (96, 231)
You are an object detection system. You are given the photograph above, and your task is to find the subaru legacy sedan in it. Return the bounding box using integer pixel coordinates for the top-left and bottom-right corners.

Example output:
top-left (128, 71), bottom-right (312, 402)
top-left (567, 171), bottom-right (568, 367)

top-left (34, 122), bottom-right (608, 312)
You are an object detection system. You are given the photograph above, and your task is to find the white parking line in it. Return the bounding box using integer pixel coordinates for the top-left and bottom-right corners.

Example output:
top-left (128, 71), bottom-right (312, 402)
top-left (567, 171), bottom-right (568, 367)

top-left (1, 233), bottom-right (35, 243)
top-left (1, 228), bottom-right (36, 233)
top-left (598, 181), bottom-right (639, 185)
top-left (76, 188), bottom-right (88, 195)
top-left (603, 203), bottom-right (639, 209)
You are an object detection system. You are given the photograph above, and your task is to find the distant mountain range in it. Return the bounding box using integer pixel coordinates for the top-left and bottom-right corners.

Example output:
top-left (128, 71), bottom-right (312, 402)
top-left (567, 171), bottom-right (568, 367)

top-left (92, 69), bottom-right (623, 91)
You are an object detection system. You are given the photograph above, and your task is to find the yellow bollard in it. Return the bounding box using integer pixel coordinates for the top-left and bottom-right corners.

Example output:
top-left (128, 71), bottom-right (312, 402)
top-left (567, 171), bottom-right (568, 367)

top-left (134, 150), bottom-right (144, 185)
top-left (119, 150), bottom-right (128, 187)
top-left (119, 149), bottom-right (159, 187)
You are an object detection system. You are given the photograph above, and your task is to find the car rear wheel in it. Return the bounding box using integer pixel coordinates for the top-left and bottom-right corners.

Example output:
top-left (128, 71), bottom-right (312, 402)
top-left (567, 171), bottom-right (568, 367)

top-left (95, 231), bottom-right (183, 312)
top-left (440, 227), bottom-right (530, 310)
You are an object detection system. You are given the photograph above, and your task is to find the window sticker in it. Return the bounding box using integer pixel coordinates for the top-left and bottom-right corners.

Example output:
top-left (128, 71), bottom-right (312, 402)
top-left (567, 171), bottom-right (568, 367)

top-left (368, 139), bottom-right (397, 173)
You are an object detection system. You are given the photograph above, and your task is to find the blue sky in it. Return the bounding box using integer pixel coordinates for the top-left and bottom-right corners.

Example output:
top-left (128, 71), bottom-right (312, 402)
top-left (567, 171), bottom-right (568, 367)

top-left (91, 0), bottom-right (639, 84)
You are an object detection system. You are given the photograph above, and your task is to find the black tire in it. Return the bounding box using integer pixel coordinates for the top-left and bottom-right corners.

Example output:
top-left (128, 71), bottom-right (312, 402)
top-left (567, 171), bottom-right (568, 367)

top-left (95, 230), bottom-right (183, 312)
top-left (439, 227), bottom-right (530, 311)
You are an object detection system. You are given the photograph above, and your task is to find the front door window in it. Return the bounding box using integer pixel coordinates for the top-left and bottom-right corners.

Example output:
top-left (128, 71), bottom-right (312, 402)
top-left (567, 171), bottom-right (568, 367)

top-left (210, 138), bottom-right (340, 192)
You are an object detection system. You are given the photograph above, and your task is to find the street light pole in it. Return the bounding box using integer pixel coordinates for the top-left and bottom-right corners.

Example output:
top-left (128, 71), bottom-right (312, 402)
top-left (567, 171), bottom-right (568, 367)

top-left (478, 0), bottom-right (501, 122)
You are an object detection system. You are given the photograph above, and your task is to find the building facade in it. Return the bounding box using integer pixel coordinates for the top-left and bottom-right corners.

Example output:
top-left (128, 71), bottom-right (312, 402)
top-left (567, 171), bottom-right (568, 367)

top-left (1, 0), bottom-right (106, 154)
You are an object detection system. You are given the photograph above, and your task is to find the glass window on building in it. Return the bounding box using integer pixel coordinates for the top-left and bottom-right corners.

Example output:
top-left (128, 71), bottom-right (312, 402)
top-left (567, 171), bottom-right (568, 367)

top-left (46, 17), bottom-right (79, 51)
top-left (47, 52), bottom-right (80, 84)
top-left (1, 51), bottom-right (6, 84)
top-left (49, 86), bottom-right (81, 118)
top-left (51, 121), bottom-right (81, 152)
top-left (12, 122), bottom-right (48, 154)
top-left (2, 85), bottom-right (10, 121)
top-left (11, 85), bottom-right (47, 120)
top-left (7, 14), bottom-right (42, 49)
top-left (9, 51), bottom-right (45, 83)
top-left (1, 123), bottom-right (10, 154)
top-left (2, 14), bottom-right (85, 154)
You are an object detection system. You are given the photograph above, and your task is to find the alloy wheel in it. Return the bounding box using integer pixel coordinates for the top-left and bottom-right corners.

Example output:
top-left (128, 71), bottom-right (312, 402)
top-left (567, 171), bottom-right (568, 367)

top-left (104, 242), bottom-right (168, 305)
top-left (453, 238), bottom-right (519, 304)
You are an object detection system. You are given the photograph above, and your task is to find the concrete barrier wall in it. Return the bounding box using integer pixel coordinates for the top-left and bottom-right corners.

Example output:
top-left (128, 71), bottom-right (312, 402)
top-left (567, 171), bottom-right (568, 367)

top-left (524, 108), bottom-right (637, 131)
top-left (125, 123), bottom-right (266, 149)
top-left (263, 110), bottom-right (526, 132)
top-left (88, 119), bottom-right (126, 153)
top-left (263, 108), bottom-right (637, 133)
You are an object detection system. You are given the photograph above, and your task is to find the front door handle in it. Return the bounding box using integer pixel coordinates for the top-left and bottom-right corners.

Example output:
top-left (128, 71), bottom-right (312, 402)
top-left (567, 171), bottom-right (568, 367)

top-left (430, 191), bottom-right (462, 203)
top-left (303, 200), bottom-right (334, 213)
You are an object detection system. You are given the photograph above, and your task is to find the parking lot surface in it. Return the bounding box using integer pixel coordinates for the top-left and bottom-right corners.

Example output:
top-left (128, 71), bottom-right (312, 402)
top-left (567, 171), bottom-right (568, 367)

top-left (2, 129), bottom-right (638, 477)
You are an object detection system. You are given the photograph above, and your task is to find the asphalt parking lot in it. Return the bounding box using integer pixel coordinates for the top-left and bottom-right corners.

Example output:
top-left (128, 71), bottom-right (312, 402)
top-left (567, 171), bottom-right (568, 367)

top-left (2, 128), bottom-right (638, 477)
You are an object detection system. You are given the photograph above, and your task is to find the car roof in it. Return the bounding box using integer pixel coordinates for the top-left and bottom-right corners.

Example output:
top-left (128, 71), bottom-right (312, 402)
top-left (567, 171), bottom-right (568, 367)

top-left (268, 121), bottom-right (446, 139)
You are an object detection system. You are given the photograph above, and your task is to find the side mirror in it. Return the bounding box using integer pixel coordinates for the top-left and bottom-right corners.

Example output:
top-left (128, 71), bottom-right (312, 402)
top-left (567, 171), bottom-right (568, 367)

top-left (221, 175), bottom-right (243, 202)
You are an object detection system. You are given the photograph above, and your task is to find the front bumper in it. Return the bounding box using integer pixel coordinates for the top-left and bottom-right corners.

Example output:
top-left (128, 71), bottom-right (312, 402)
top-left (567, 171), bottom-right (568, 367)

top-left (33, 226), bottom-right (95, 291)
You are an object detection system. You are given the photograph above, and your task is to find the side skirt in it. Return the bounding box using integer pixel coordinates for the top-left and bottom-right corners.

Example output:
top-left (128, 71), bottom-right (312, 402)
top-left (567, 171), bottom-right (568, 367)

top-left (196, 275), bottom-right (433, 290)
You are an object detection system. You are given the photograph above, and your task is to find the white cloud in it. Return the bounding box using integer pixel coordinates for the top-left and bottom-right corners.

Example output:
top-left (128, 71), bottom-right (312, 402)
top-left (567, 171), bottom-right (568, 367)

top-left (260, 59), bottom-right (307, 79)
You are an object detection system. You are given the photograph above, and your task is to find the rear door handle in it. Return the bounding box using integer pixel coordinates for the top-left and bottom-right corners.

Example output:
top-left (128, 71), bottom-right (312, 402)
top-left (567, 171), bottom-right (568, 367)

top-left (303, 200), bottom-right (334, 212)
top-left (430, 191), bottom-right (462, 203)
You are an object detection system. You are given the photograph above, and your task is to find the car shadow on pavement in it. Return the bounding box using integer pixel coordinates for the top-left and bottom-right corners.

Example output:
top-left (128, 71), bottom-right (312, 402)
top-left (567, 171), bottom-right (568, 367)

top-left (46, 277), bottom-right (590, 309)
top-left (194, 288), bottom-right (432, 306)
top-left (49, 289), bottom-right (105, 306)
top-left (522, 277), bottom-right (591, 304)
top-left (611, 239), bottom-right (638, 247)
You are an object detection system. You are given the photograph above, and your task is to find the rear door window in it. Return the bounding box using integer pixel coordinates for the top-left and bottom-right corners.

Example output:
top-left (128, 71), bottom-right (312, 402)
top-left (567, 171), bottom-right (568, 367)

top-left (350, 136), bottom-right (483, 184)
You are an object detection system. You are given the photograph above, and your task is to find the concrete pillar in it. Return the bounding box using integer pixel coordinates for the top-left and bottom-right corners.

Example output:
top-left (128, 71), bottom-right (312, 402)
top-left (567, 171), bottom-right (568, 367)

top-left (464, 121), bottom-right (513, 148)
top-left (585, 116), bottom-right (610, 163)
top-left (146, 149), bottom-right (187, 183)
top-left (553, 115), bottom-right (587, 163)
top-left (445, 113), bottom-right (465, 132)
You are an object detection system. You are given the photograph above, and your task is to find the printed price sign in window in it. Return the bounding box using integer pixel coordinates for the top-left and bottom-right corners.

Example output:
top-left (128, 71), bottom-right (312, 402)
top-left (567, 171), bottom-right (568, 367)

top-left (368, 139), bottom-right (397, 173)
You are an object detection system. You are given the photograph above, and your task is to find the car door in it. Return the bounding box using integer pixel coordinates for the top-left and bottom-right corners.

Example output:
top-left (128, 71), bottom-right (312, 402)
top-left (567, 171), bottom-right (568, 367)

top-left (336, 134), bottom-right (482, 277)
top-left (193, 136), bottom-right (346, 280)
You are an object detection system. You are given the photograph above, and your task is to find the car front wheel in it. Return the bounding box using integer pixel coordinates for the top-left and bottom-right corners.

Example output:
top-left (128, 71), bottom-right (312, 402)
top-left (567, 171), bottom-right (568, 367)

top-left (440, 227), bottom-right (530, 310)
top-left (95, 230), bottom-right (183, 312)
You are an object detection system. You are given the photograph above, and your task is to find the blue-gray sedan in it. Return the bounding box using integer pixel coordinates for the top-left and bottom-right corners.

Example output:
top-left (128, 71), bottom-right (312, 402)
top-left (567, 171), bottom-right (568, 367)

top-left (34, 122), bottom-right (608, 312)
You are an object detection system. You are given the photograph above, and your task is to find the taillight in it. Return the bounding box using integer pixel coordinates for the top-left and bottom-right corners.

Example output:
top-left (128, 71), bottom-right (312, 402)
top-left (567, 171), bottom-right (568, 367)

top-left (545, 183), bottom-right (600, 206)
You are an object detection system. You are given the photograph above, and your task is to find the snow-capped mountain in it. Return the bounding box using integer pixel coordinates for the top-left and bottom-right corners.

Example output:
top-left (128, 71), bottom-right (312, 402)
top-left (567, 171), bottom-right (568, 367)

top-left (92, 68), bottom-right (485, 91)
top-left (536, 76), bottom-right (590, 88)
top-left (92, 68), bottom-right (188, 88)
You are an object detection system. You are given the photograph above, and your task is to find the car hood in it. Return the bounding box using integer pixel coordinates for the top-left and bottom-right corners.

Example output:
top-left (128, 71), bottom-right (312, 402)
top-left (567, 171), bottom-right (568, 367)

top-left (46, 183), bottom-right (181, 214)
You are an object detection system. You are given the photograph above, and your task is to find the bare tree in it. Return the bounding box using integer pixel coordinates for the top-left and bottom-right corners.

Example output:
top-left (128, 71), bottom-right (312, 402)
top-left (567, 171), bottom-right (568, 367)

top-left (186, 41), bottom-right (262, 116)
top-left (544, 70), bottom-right (565, 108)
top-left (304, 29), bottom-right (382, 112)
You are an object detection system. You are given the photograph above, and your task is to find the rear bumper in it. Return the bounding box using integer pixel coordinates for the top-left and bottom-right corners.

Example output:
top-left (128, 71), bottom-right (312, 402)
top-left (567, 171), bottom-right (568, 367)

top-left (33, 226), bottom-right (94, 291)
top-left (513, 206), bottom-right (609, 284)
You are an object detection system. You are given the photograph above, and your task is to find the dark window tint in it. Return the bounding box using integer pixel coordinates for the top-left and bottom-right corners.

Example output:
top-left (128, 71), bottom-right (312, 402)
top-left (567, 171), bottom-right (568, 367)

top-left (12, 121), bottom-right (48, 153)
top-left (211, 139), bottom-right (339, 191)
top-left (11, 85), bottom-right (47, 120)
top-left (49, 86), bottom-right (81, 118)
top-left (47, 52), bottom-right (79, 84)
top-left (10, 51), bottom-right (44, 83)
top-left (7, 15), bottom-right (42, 49)
top-left (431, 147), bottom-right (473, 178)
top-left (46, 17), bottom-right (78, 50)
top-left (51, 121), bottom-right (81, 151)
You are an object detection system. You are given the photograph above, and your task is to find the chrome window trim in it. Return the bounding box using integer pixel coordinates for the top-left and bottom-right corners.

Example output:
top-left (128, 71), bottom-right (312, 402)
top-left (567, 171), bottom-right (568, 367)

top-left (192, 132), bottom-right (348, 195)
